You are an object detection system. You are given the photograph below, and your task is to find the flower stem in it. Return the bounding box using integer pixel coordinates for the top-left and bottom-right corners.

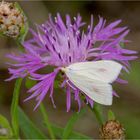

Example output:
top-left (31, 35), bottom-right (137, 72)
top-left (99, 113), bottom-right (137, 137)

top-left (39, 103), bottom-right (55, 139)
top-left (11, 78), bottom-right (22, 139)
top-left (89, 103), bottom-right (104, 125)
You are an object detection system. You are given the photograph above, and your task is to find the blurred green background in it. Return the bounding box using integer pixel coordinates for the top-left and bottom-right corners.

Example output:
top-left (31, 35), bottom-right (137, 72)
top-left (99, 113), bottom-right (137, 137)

top-left (0, 1), bottom-right (140, 139)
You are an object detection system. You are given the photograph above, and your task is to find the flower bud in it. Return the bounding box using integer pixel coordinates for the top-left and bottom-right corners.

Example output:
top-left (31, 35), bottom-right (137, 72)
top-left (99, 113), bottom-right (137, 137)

top-left (0, 1), bottom-right (27, 38)
top-left (99, 120), bottom-right (125, 140)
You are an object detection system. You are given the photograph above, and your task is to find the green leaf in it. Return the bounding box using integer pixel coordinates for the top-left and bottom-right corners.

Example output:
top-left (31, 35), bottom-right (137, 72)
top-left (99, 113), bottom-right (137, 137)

top-left (25, 78), bottom-right (36, 89)
top-left (0, 115), bottom-right (13, 139)
top-left (51, 124), bottom-right (91, 139)
top-left (62, 109), bottom-right (86, 139)
top-left (39, 103), bottom-right (55, 139)
top-left (11, 78), bottom-right (22, 138)
top-left (108, 110), bottom-right (115, 120)
top-left (18, 107), bottom-right (47, 139)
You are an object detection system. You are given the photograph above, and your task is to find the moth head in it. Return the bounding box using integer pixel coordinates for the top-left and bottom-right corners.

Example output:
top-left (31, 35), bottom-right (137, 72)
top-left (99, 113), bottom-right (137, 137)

top-left (60, 67), bottom-right (67, 73)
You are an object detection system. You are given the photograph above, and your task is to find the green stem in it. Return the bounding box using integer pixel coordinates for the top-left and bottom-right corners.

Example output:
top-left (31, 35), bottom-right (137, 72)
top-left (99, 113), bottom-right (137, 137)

top-left (39, 103), bottom-right (55, 139)
top-left (11, 78), bottom-right (22, 139)
top-left (83, 96), bottom-right (104, 126)
top-left (89, 103), bottom-right (104, 125)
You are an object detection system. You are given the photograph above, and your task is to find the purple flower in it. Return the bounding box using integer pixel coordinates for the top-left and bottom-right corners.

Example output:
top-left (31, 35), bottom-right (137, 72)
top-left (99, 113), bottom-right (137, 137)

top-left (7, 13), bottom-right (137, 111)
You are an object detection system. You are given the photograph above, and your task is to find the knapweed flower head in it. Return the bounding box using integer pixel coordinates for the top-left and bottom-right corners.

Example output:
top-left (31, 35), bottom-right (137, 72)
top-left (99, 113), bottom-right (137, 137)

top-left (7, 13), bottom-right (137, 112)
top-left (99, 120), bottom-right (125, 140)
top-left (0, 1), bottom-right (26, 38)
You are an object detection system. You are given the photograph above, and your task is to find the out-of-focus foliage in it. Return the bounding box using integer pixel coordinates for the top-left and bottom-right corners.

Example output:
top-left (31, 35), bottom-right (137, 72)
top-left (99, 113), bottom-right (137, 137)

top-left (18, 107), bottom-right (47, 139)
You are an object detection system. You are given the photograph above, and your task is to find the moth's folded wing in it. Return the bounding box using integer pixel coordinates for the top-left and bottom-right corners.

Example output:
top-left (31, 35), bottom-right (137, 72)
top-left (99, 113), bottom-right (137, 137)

top-left (68, 60), bottom-right (122, 83)
top-left (66, 72), bottom-right (113, 105)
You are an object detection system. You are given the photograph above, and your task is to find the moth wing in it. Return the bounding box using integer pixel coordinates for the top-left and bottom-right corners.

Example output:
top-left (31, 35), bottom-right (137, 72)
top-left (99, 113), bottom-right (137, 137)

top-left (65, 71), bottom-right (113, 105)
top-left (68, 60), bottom-right (122, 83)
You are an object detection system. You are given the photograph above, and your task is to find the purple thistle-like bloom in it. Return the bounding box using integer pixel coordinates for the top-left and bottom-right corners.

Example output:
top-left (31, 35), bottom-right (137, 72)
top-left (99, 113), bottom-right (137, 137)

top-left (7, 13), bottom-right (137, 111)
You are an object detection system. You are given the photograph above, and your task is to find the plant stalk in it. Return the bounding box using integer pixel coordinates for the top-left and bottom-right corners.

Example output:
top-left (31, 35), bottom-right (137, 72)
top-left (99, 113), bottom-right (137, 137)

top-left (39, 103), bottom-right (55, 139)
top-left (11, 78), bottom-right (22, 139)
top-left (89, 103), bottom-right (104, 125)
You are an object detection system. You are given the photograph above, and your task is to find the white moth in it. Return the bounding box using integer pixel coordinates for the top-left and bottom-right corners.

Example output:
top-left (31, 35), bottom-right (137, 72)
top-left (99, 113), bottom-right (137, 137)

top-left (61, 60), bottom-right (122, 105)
